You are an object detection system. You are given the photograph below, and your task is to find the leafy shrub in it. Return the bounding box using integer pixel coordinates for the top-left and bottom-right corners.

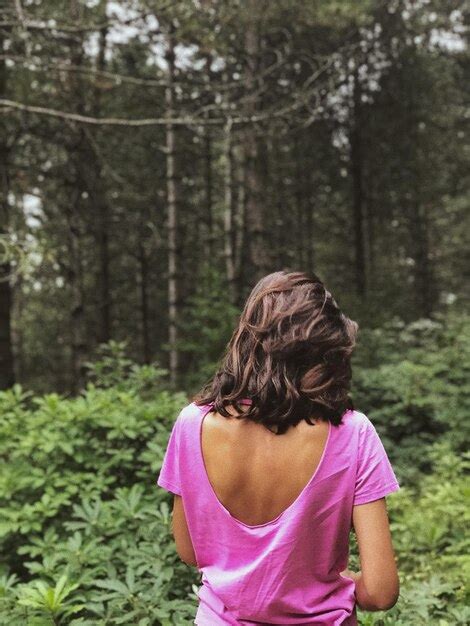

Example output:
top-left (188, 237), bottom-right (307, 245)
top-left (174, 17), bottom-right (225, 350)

top-left (352, 312), bottom-right (470, 483)
top-left (0, 360), bottom-right (200, 624)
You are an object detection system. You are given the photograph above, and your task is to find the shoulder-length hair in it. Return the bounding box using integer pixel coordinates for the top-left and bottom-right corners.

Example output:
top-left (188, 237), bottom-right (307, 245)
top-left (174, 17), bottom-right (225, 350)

top-left (192, 269), bottom-right (358, 434)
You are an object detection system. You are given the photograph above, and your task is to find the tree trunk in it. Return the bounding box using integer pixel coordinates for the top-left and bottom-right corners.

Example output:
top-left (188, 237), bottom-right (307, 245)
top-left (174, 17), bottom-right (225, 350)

top-left (223, 118), bottom-right (236, 302)
top-left (273, 135), bottom-right (288, 268)
top-left (404, 52), bottom-right (434, 318)
top-left (294, 135), bottom-right (306, 268)
top-left (365, 193), bottom-right (375, 293)
top-left (350, 70), bottom-right (367, 298)
top-left (138, 240), bottom-right (151, 364)
top-left (66, 194), bottom-right (87, 393)
top-left (204, 126), bottom-right (213, 257)
top-left (233, 142), bottom-right (246, 305)
top-left (66, 0), bottom-right (88, 392)
top-left (243, 4), bottom-right (270, 283)
top-left (165, 26), bottom-right (178, 386)
top-left (0, 33), bottom-right (15, 389)
top-left (306, 195), bottom-right (316, 274)
top-left (203, 55), bottom-right (214, 259)
top-left (96, 197), bottom-right (111, 344)
top-left (93, 25), bottom-right (112, 345)
top-left (408, 202), bottom-right (434, 317)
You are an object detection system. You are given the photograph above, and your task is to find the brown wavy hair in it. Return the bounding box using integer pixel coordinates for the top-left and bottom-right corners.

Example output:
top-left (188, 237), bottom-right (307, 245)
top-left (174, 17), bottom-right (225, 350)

top-left (192, 269), bottom-right (359, 434)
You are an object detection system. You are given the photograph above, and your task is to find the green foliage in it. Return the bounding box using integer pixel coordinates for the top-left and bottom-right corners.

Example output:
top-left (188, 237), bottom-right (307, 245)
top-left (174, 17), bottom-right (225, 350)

top-left (0, 356), bottom-right (196, 625)
top-left (84, 340), bottom-right (170, 400)
top-left (178, 263), bottom-right (240, 394)
top-left (1, 316), bottom-right (469, 624)
top-left (352, 311), bottom-right (470, 483)
top-left (17, 574), bottom-right (83, 621)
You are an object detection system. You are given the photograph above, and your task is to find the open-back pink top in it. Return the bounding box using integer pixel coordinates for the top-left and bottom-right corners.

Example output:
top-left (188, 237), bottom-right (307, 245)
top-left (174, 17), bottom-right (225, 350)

top-left (157, 400), bottom-right (400, 625)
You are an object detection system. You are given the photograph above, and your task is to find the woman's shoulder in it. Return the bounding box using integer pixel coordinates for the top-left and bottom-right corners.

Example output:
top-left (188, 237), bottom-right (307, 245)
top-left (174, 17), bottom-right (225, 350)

top-left (340, 408), bottom-right (372, 431)
top-left (176, 401), bottom-right (210, 424)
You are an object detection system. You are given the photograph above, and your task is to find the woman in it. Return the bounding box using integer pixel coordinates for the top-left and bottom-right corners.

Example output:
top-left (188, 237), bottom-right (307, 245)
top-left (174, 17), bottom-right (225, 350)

top-left (157, 270), bottom-right (400, 625)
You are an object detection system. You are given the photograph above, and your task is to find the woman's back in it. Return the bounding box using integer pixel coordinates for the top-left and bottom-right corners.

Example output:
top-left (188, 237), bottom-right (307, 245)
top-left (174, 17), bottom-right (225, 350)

top-left (201, 400), bottom-right (330, 527)
top-left (157, 401), bottom-right (400, 625)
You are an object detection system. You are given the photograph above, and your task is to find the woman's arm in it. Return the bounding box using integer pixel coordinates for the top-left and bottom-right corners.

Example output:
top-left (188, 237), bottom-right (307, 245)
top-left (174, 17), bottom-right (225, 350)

top-left (171, 495), bottom-right (198, 567)
top-left (343, 497), bottom-right (400, 611)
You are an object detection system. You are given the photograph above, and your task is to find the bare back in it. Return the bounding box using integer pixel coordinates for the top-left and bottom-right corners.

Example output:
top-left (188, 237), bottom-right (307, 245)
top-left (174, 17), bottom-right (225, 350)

top-left (201, 404), bottom-right (330, 526)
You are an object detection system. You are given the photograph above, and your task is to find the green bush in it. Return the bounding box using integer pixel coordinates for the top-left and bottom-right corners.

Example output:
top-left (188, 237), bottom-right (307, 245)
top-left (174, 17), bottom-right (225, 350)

top-left (352, 312), bottom-right (470, 483)
top-left (0, 360), bottom-right (200, 625)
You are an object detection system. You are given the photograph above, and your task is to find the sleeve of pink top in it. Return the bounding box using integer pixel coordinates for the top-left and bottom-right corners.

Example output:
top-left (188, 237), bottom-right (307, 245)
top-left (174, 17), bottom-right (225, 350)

top-left (353, 416), bottom-right (400, 506)
top-left (157, 414), bottom-right (182, 496)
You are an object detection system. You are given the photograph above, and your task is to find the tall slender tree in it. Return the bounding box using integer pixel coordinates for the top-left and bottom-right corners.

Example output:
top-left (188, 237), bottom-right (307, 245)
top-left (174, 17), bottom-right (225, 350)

top-left (165, 23), bottom-right (179, 386)
top-left (0, 30), bottom-right (15, 389)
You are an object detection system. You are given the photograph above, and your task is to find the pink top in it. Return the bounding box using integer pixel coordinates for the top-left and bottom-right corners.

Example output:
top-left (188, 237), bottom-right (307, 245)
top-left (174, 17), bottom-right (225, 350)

top-left (157, 400), bottom-right (400, 625)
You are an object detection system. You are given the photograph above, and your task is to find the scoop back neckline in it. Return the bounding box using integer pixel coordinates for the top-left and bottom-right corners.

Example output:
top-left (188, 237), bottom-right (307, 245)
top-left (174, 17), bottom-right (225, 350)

top-left (196, 401), bottom-right (333, 530)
